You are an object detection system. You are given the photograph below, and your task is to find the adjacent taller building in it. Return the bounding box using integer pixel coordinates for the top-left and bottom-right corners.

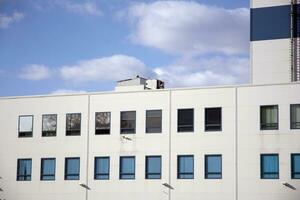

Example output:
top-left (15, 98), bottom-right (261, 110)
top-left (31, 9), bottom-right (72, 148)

top-left (251, 0), bottom-right (300, 84)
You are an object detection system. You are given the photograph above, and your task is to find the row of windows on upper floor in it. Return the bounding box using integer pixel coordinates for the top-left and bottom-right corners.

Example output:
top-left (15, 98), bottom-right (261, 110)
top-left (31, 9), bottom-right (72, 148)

top-left (16, 154), bottom-right (300, 182)
top-left (17, 104), bottom-right (300, 138)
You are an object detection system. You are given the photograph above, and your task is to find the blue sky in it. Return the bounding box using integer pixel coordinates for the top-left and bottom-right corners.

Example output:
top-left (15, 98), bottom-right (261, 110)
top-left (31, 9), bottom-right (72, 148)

top-left (0, 0), bottom-right (250, 96)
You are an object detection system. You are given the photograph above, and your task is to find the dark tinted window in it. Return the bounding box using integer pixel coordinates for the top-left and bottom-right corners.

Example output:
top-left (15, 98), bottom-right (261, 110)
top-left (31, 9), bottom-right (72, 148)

top-left (177, 109), bottom-right (194, 132)
top-left (41, 158), bottom-right (55, 180)
top-left (66, 113), bottom-right (81, 136)
top-left (205, 108), bottom-right (222, 131)
top-left (17, 159), bottom-right (32, 181)
top-left (65, 157), bottom-right (80, 180)
top-left (95, 112), bottom-right (111, 134)
top-left (146, 110), bottom-right (162, 133)
top-left (177, 155), bottom-right (194, 179)
top-left (146, 156), bottom-right (161, 179)
top-left (291, 104), bottom-right (300, 129)
top-left (18, 115), bottom-right (33, 137)
top-left (260, 105), bottom-right (278, 130)
top-left (42, 114), bottom-right (57, 137)
top-left (261, 154), bottom-right (279, 179)
top-left (94, 157), bottom-right (110, 180)
top-left (291, 154), bottom-right (300, 179)
top-left (205, 155), bottom-right (222, 179)
top-left (120, 111), bottom-right (136, 134)
top-left (120, 156), bottom-right (135, 179)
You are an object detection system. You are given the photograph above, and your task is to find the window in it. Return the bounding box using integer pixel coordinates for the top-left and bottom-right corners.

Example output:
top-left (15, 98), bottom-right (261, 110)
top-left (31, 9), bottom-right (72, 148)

top-left (120, 111), bottom-right (136, 134)
top-left (65, 157), bottom-right (80, 180)
top-left (205, 108), bottom-right (222, 131)
top-left (94, 157), bottom-right (110, 180)
top-left (18, 115), bottom-right (33, 137)
top-left (41, 158), bottom-right (55, 181)
top-left (42, 114), bottom-right (57, 137)
top-left (177, 109), bottom-right (194, 132)
top-left (120, 156), bottom-right (135, 179)
top-left (95, 112), bottom-right (111, 135)
top-left (177, 155), bottom-right (194, 179)
top-left (291, 154), bottom-right (300, 179)
top-left (291, 104), bottom-right (300, 129)
top-left (66, 113), bottom-right (81, 136)
top-left (146, 110), bottom-right (162, 133)
top-left (17, 159), bottom-right (32, 181)
top-left (260, 154), bottom-right (279, 179)
top-left (260, 105), bottom-right (278, 130)
top-left (146, 156), bottom-right (161, 179)
top-left (205, 155), bottom-right (222, 179)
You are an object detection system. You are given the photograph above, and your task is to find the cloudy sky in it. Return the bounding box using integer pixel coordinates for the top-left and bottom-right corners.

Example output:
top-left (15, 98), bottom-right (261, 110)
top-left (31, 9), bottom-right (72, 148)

top-left (0, 0), bottom-right (249, 96)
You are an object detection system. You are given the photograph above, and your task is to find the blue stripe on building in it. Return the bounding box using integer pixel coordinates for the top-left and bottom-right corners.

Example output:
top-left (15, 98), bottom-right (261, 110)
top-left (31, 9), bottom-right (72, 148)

top-left (251, 4), bottom-right (300, 41)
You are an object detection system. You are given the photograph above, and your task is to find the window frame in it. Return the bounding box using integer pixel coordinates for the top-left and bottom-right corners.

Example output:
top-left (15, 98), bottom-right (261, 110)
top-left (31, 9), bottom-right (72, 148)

top-left (64, 157), bottom-right (80, 180)
top-left (145, 155), bottom-right (162, 179)
top-left (120, 111), bottom-right (136, 134)
top-left (95, 112), bottom-right (111, 135)
top-left (40, 158), bottom-right (56, 181)
top-left (145, 110), bottom-right (162, 133)
top-left (205, 107), bottom-right (222, 132)
top-left (17, 158), bottom-right (32, 181)
top-left (205, 154), bottom-right (222, 179)
top-left (291, 153), bottom-right (300, 179)
top-left (260, 154), bottom-right (279, 179)
top-left (290, 104), bottom-right (300, 129)
top-left (18, 115), bottom-right (34, 138)
top-left (42, 114), bottom-right (57, 137)
top-left (177, 109), bottom-right (194, 132)
top-left (66, 113), bottom-right (81, 136)
top-left (260, 105), bottom-right (279, 130)
top-left (177, 155), bottom-right (194, 179)
top-left (119, 156), bottom-right (135, 180)
top-left (94, 157), bottom-right (110, 180)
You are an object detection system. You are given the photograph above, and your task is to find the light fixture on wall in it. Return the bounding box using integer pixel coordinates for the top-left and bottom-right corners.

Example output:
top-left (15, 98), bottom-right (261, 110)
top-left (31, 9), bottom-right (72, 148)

top-left (79, 183), bottom-right (91, 190)
top-left (162, 183), bottom-right (174, 190)
top-left (282, 182), bottom-right (296, 190)
top-left (121, 135), bottom-right (132, 141)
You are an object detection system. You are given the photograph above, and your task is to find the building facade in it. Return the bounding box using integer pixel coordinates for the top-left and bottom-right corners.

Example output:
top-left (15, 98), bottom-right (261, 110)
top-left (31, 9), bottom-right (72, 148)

top-left (0, 0), bottom-right (300, 200)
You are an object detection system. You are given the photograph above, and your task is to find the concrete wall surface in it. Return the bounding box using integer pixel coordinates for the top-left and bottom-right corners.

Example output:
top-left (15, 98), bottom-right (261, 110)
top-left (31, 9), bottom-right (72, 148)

top-left (0, 82), bottom-right (299, 200)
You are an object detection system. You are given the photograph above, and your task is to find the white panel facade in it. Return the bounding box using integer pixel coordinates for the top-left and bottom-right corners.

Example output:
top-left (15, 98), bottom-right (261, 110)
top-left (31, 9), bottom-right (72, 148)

top-left (0, 83), bottom-right (300, 200)
top-left (251, 0), bottom-right (290, 8)
top-left (251, 39), bottom-right (291, 85)
top-left (237, 84), bottom-right (300, 200)
top-left (0, 95), bottom-right (89, 200)
top-left (88, 91), bottom-right (171, 200)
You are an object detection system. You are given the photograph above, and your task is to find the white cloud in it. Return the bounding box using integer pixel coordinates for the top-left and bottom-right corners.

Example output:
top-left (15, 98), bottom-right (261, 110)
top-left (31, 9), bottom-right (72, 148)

top-left (120, 1), bottom-right (251, 87)
top-left (57, 1), bottom-right (102, 16)
top-left (126, 1), bottom-right (249, 56)
top-left (50, 89), bottom-right (87, 95)
top-left (19, 54), bottom-right (249, 89)
top-left (60, 54), bottom-right (154, 82)
top-left (19, 64), bottom-right (51, 81)
top-left (0, 11), bottom-right (25, 29)
top-left (155, 56), bottom-right (250, 87)
top-left (59, 54), bottom-right (249, 87)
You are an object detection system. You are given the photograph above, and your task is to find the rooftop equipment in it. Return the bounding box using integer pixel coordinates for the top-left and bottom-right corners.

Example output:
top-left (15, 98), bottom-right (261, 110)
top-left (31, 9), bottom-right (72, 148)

top-left (115, 75), bottom-right (164, 91)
